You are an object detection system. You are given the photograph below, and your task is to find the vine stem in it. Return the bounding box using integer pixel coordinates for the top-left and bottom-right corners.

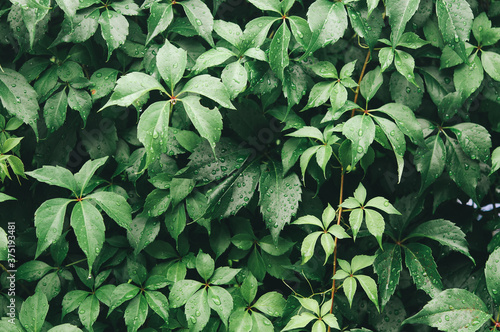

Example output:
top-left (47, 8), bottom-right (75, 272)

top-left (328, 49), bottom-right (371, 329)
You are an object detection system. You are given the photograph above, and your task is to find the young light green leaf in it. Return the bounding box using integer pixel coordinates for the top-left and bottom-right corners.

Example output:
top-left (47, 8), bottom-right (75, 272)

top-left (436, 0), bottom-right (473, 63)
top-left (70, 200), bottom-right (105, 275)
top-left (490, 146), bottom-right (500, 175)
top-left (365, 197), bottom-right (401, 215)
top-left (157, 40), bottom-right (187, 92)
top-left (287, 126), bottom-right (324, 142)
top-left (248, 0), bottom-right (281, 13)
top-left (355, 275), bottom-right (380, 312)
top-left (269, 22), bottom-right (291, 81)
top-left (349, 208), bottom-right (364, 240)
top-left (320, 233), bottom-right (335, 264)
top-left (364, 208), bottom-right (385, 247)
top-left (485, 247), bottom-right (500, 305)
top-left (99, 10), bottom-right (129, 61)
top-left (100, 72), bottom-right (166, 110)
top-left (282, 312), bottom-right (316, 331)
top-left (342, 276), bottom-right (357, 307)
top-left (300, 231), bottom-right (322, 264)
top-left (402, 288), bottom-right (490, 331)
top-left (19, 291), bottom-right (48, 332)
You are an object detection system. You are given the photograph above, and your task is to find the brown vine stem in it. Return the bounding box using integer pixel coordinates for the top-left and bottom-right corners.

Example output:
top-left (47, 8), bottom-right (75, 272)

top-left (328, 49), bottom-right (371, 330)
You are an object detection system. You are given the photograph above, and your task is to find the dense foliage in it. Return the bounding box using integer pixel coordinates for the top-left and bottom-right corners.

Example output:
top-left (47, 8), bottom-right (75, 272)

top-left (1, 0), bottom-right (500, 331)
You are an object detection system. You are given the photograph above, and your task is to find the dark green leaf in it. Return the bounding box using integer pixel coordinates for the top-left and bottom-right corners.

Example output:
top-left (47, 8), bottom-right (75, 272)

top-left (386, 0), bottom-right (420, 45)
top-left (414, 135), bottom-right (446, 192)
top-left (449, 123), bottom-right (491, 163)
top-left (374, 244), bottom-right (402, 308)
top-left (445, 137), bottom-right (480, 202)
top-left (269, 23), bottom-right (291, 81)
top-left (34, 198), bottom-right (72, 257)
top-left (99, 10), bottom-right (129, 61)
top-left (404, 243), bottom-right (443, 297)
top-left (124, 294), bottom-right (148, 332)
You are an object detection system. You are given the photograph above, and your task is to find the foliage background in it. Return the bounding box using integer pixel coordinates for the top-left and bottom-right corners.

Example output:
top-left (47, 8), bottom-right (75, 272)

top-left (1, 0), bottom-right (500, 331)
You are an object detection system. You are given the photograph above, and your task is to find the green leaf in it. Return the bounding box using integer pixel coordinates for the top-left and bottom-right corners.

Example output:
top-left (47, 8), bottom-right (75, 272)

top-left (364, 209), bottom-right (385, 247)
top-left (349, 208), bottom-right (364, 240)
top-left (62, 290), bottom-right (89, 319)
top-left (229, 308), bottom-right (253, 331)
top-left (137, 101), bottom-right (171, 167)
top-left (248, 0), bottom-right (281, 13)
top-left (342, 114), bottom-right (375, 167)
top-left (108, 283), bottom-right (140, 313)
top-left (208, 286), bottom-right (233, 326)
top-left (485, 247), bottom-right (500, 305)
top-left (454, 55), bottom-right (483, 100)
top-left (320, 233), bottom-right (335, 264)
top-left (302, 0), bottom-right (348, 60)
top-left (144, 189), bottom-right (170, 217)
top-left (436, 0), bottom-right (473, 63)
top-left (157, 40), bottom-right (187, 92)
top-left (414, 135), bottom-right (446, 192)
top-left (258, 160), bottom-right (302, 242)
top-left (490, 146), bottom-right (500, 175)
top-left (293, 215), bottom-right (323, 228)
top-left (17, 260), bottom-right (53, 282)
top-left (379, 47), bottom-right (395, 72)
top-left (372, 116), bottom-right (406, 182)
top-left (375, 103), bottom-right (425, 146)
top-left (398, 32), bottom-right (430, 48)
top-left (269, 22), bottom-right (291, 81)
top-left (90, 68), bottom-right (119, 101)
top-left (0, 193), bottom-right (16, 202)
top-left (180, 0), bottom-right (214, 46)
top-left (210, 266), bottom-right (241, 285)
top-left (342, 276), bottom-right (357, 307)
top-left (482, 50), bottom-right (500, 82)
top-left (196, 251), bottom-right (215, 281)
top-left (404, 243), bottom-right (443, 297)
top-left (70, 200), bottom-right (105, 275)
top-left (360, 66), bottom-right (383, 104)
top-left (406, 219), bottom-right (474, 262)
top-left (214, 20), bottom-right (243, 48)
top-left (389, 72), bottom-right (424, 111)
top-left (181, 95), bottom-right (222, 152)
top-left (193, 47), bottom-right (235, 75)
top-left (180, 74), bottom-right (235, 109)
top-left (252, 312), bottom-right (274, 331)
top-left (300, 231), bottom-right (322, 264)
top-left (124, 294), bottom-right (148, 332)
top-left (79, 295), bottom-right (99, 331)
top-left (365, 197), bottom-right (401, 215)
top-left (0, 68), bottom-right (39, 136)
top-left (169, 279), bottom-right (203, 307)
top-left (26, 166), bottom-right (77, 193)
top-left (355, 275), bottom-right (379, 312)
top-left (289, 16), bottom-right (312, 49)
top-left (374, 243), bottom-right (402, 308)
top-left (301, 81), bottom-right (334, 111)
top-left (19, 292), bottom-right (48, 332)
top-left (254, 292), bottom-right (286, 317)
top-left (34, 198), bottom-right (72, 257)
top-left (100, 72), bottom-right (166, 110)
top-left (242, 16), bottom-right (279, 49)
top-left (67, 87), bottom-right (91, 126)
top-left (402, 288), bottom-right (490, 331)
top-left (87, 191), bottom-right (132, 230)
top-left (165, 202), bottom-right (186, 241)
top-left (146, 3), bottom-right (173, 45)
top-left (99, 10), bottom-right (129, 61)
top-left (185, 289), bottom-right (211, 331)
top-left (347, 7), bottom-right (384, 51)
top-left (240, 273), bottom-right (258, 304)
top-left (144, 290), bottom-right (169, 321)
top-left (287, 126), bottom-right (324, 142)
top-left (74, 157), bottom-right (108, 195)
top-left (222, 61), bottom-right (247, 99)
top-left (394, 50), bottom-right (416, 85)
top-left (386, 0), bottom-right (420, 45)
top-left (450, 123), bottom-right (491, 163)
top-left (445, 137), bottom-right (480, 202)
top-left (282, 312), bottom-right (317, 331)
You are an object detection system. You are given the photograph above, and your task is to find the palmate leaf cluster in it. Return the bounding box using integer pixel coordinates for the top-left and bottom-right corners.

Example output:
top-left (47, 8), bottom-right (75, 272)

top-left (1, 0), bottom-right (500, 331)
